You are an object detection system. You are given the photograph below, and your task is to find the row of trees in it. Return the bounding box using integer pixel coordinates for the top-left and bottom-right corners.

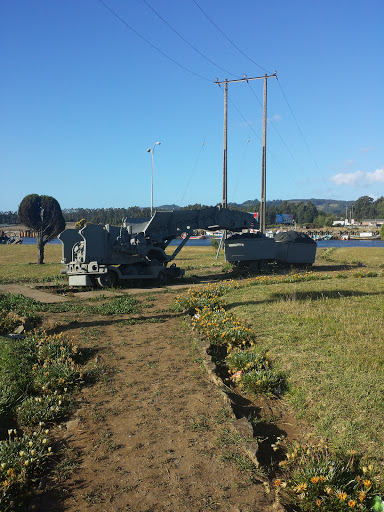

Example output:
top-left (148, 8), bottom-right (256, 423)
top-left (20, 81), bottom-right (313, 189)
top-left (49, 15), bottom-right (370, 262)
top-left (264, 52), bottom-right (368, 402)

top-left (62, 207), bottom-right (152, 225)
top-left (0, 211), bottom-right (19, 225)
top-left (235, 200), bottom-right (332, 226)
top-left (62, 201), bottom-right (323, 226)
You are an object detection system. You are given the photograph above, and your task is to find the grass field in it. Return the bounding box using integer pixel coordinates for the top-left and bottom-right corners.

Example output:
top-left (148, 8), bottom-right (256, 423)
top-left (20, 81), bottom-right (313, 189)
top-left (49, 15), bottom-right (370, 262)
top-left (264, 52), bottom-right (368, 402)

top-left (0, 245), bottom-right (64, 283)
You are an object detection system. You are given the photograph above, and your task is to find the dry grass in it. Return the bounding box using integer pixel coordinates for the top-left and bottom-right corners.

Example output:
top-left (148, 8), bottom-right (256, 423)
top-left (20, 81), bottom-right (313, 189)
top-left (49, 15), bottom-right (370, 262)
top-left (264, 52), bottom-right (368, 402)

top-left (0, 244), bottom-right (63, 283)
top-left (316, 246), bottom-right (384, 268)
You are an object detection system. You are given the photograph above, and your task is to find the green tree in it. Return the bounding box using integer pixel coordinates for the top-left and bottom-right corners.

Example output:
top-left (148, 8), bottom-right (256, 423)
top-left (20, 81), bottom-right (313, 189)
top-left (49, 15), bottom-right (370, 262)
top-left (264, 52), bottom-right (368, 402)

top-left (374, 197), bottom-right (384, 218)
top-left (18, 194), bottom-right (65, 264)
top-left (354, 196), bottom-right (374, 220)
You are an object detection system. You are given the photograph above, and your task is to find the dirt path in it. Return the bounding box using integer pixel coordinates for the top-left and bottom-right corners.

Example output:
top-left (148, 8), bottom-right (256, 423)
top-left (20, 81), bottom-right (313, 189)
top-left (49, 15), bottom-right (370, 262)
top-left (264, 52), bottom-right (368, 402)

top-left (32, 290), bottom-right (283, 512)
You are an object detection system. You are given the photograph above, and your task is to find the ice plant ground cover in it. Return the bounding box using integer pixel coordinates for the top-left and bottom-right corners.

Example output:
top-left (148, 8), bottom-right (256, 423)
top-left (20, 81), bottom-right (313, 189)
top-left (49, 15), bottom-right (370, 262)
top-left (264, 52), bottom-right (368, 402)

top-left (174, 281), bottom-right (286, 396)
top-left (0, 329), bottom-right (87, 509)
top-left (276, 438), bottom-right (383, 511)
top-left (0, 429), bottom-right (53, 511)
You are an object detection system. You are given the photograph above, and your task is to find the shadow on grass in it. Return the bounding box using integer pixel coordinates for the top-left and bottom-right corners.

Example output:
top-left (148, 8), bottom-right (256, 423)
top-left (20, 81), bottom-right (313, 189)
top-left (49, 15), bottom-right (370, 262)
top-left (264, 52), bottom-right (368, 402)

top-left (271, 289), bottom-right (383, 302)
top-left (225, 288), bottom-right (383, 311)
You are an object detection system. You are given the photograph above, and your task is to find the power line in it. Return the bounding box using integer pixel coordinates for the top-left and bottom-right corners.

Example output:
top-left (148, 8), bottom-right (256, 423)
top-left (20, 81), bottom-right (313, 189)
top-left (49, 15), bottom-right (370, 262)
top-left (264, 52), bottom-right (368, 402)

top-left (97, 0), bottom-right (213, 82)
top-left (245, 80), bottom-right (305, 170)
top-left (191, 0), bottom-right (272, 75)
top-left (277, 80), bottom-right (321, 172)
top-left (179, 138), bottom-right (206, 206)
top-left (227, 96), bottom-right (262, 143)
top-left (142, 0), bottom-right (240, 79)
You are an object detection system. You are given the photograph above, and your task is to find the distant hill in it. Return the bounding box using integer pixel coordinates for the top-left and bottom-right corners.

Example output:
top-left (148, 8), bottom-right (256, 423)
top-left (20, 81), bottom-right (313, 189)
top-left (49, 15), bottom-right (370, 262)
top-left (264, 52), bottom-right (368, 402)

top-left (223, 198), bottom-right (352, 216)
top-left (286, 199), bottom-right (352, 215)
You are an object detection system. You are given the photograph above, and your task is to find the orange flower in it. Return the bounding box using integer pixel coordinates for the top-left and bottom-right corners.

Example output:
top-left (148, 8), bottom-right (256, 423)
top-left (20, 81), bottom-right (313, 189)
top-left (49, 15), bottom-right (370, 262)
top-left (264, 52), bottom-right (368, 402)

top-left (359, 491), bottom-right (366, 502)
top-left (311, 476), bottom-right (320, 484)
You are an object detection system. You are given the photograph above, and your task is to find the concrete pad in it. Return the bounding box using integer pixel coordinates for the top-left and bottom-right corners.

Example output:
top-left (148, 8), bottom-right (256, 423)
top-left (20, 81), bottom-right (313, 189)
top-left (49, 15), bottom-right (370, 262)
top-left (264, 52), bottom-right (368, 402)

top-left (0, 284), bottom-right (68, 303)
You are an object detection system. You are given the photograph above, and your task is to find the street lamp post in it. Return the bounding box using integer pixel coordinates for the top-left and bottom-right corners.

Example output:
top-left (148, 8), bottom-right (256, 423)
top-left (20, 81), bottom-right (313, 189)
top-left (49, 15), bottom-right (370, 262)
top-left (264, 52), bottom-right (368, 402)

top-left (147, 141), bottom-right (161, 217)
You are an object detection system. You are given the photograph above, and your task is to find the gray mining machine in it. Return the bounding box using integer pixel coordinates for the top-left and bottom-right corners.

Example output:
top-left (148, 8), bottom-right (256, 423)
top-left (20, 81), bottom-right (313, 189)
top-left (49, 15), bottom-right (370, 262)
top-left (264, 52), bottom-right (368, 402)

top-left (59, 207), bottom-right (257, 287)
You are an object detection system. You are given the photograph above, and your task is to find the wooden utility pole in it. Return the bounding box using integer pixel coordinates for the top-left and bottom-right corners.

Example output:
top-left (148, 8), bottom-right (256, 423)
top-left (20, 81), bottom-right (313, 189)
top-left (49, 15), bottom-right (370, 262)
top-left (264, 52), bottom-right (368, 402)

top-left (222, 80), bottom-right (228, 208)
top-left (260, 75), bottom-right (268, 233)
top-left (216, 73), bottom-right (277, 231)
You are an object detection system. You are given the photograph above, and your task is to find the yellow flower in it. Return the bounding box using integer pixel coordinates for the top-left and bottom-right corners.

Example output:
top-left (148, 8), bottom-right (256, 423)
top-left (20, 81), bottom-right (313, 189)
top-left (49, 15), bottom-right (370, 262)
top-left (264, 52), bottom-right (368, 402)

top-left (348, 500), bottom-right (356, 508)
top-left (316, 498), bottom-right (322, 506)
top-left (295, 483), bottom-right (307, 493)
top-left (363, 479), bottom-right (372, 489)
top-left (338, 492), bottom-right (347, 501)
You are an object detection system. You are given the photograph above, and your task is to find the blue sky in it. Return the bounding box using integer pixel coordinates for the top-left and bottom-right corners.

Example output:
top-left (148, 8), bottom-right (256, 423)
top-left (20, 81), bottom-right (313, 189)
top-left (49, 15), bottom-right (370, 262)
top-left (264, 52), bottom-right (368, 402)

top-left (1, 0), bottom-right (383, 212)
